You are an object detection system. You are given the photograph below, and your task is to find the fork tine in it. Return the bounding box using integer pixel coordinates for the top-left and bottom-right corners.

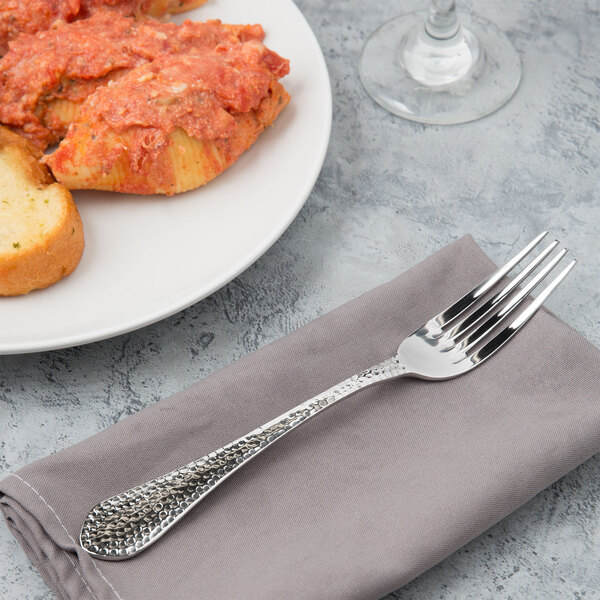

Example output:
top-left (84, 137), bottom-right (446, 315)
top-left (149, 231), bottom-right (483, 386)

top-left (460, 248), bottom-right (568, 351)
top-left (435, 231), bottom-right (548, 327)
top-left (470, 259), bottom-right (577, 364)
top-left (446, 239), bottom-right (560, 340)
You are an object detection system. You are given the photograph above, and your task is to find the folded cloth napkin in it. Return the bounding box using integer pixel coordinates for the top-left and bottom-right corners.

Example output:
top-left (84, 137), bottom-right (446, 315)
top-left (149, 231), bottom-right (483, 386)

top-left (2, 235), bottom-right (600, 600)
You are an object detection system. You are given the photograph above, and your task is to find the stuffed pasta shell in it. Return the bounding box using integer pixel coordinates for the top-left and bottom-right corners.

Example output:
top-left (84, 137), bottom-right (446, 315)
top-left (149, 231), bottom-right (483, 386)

top-left (45, 40), bottom-right (290, 195)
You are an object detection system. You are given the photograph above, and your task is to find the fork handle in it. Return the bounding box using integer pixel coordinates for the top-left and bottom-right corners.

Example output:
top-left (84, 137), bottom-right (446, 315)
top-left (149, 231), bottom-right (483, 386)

top-left (80, 356), bottom-right (407, 560)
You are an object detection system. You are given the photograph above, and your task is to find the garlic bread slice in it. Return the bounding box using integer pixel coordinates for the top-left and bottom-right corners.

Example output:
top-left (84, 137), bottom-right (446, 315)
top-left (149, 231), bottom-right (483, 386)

top-left (0, 126), bottom-right (84, 296)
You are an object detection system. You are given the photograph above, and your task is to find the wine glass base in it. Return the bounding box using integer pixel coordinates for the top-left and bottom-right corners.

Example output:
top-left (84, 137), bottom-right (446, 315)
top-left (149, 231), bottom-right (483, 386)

top-left (359, 11), bottom-right (522, 125)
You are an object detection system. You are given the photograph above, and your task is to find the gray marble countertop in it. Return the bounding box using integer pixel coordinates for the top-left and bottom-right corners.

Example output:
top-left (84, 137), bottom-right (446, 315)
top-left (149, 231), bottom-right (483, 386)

top-left (1, 0), bottom-right (599, 598)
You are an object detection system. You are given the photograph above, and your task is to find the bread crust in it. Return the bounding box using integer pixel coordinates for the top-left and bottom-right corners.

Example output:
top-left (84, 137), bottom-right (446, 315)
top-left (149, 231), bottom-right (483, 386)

top-left (0, 126), bottom-right (84, 296)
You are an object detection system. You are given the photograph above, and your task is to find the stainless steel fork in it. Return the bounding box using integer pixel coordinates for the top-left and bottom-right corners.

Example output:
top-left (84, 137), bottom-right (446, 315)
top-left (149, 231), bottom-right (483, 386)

top-left (80, 232), bottom-right (575, 560)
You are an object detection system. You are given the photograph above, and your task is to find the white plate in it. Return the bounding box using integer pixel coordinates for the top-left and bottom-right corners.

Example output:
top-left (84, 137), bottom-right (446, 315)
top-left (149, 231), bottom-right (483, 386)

top-left (0, 0), bottom-right (331, 354)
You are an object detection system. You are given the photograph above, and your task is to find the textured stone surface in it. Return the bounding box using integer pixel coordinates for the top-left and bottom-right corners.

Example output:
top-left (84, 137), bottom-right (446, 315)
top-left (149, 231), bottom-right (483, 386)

top-left (1, 0), bottom-right (599, 598)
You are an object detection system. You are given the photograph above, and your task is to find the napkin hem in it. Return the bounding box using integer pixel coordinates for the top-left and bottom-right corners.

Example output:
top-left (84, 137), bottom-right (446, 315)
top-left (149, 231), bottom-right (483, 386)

top-left (1, 473), bottom-right (124, 600)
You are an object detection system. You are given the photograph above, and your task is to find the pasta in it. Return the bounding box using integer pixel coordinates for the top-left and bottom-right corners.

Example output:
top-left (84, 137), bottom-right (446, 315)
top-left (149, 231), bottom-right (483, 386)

top-left (47, 80), bottom-right (290, 194)
top-left (46, 41), bottom-right (290, 195)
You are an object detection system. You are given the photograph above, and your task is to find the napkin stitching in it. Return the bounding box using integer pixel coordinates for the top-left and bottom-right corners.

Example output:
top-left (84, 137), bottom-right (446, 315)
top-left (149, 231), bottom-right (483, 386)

top-left (10, 473), bottom-right (124, 600)
top-left (63, 551), bottom-right (100, 600)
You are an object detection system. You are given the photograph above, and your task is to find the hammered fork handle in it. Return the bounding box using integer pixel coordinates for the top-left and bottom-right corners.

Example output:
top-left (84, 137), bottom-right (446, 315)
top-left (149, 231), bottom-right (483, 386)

top-left (80, 356), bottom-right (407, 560)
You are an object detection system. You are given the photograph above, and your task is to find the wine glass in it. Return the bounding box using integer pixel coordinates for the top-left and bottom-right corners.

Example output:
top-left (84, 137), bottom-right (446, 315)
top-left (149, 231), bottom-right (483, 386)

top-left (359, 0), bottom-right (521, 124)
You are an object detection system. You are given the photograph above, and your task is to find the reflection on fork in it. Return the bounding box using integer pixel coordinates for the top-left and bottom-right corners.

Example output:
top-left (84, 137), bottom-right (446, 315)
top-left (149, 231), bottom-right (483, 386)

top-left (80, 231), bottom-right (575, 560)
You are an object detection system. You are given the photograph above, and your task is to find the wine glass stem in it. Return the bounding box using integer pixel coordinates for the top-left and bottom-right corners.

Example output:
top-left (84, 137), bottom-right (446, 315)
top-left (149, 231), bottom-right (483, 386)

top-left (426, 0), bottom-right (459, 39)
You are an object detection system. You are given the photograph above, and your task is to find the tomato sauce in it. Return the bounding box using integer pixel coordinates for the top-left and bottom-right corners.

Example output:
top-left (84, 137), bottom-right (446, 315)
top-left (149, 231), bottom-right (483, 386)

top-left (0, 11), bottom-right (264, 148)
top-left (50, 40), bottom-right (289, 187)
top-left (0, 0), bottom-right (203, 54)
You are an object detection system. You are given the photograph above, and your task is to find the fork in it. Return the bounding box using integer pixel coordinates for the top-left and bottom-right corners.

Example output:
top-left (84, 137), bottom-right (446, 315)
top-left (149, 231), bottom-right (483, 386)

top-left (80, 232), bottom-right (575, 560)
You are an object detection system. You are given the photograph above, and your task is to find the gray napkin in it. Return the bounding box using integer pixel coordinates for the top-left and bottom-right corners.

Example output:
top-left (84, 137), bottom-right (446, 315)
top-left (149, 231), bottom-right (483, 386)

top-left (2, 235), bottom-right (599, 600)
